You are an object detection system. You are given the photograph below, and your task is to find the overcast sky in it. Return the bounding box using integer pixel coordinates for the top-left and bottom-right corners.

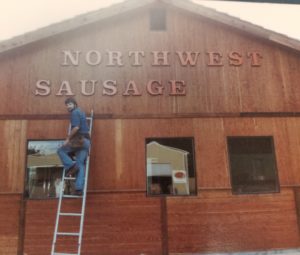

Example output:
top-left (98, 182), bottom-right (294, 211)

top-left (1, 0), bottom-right (300, 42)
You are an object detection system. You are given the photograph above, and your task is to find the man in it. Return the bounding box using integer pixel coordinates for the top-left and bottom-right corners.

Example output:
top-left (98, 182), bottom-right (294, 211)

top-left (57, 97), bottom-right (90, 196)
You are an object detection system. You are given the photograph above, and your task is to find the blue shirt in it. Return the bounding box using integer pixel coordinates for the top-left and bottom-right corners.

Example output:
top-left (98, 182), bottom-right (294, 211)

top-left (70, 107), bottom-right (89, 134)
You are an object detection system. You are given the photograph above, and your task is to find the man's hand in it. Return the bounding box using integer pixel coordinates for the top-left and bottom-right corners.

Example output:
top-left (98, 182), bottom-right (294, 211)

top-left (62, 126), bottom-right (79, 146)
top-left (63, 138), bottom-right (70, 146)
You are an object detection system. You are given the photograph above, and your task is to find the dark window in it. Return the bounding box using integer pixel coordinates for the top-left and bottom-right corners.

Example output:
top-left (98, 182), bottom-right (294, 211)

top-left (227, 137), bottom-right (279, 194)
top-left (150, 8), bottom-right (166, 31)
top-left (25, 140), bottom-right (64, 199)
top-left (146, 137), bottom-right (196, 196)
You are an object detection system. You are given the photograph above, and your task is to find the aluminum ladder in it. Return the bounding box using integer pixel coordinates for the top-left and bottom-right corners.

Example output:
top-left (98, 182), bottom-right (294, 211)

top-left (51, 110), bottom-right (94, 255)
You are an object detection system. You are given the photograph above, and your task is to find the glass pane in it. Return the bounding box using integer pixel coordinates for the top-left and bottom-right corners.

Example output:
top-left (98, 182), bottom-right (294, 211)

top-left (228, 137), bottom-right (279, 194)
top-left (146, 137), bottom-right (196, 196)
top-left (26, 140), bottom-right (64, 199)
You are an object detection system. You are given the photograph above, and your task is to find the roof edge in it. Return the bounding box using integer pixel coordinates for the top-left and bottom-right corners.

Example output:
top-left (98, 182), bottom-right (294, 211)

top-left (1, 0), bottom-right (300, 54)
top-left (0, 0), bottom-right (155, 54)
top-left (164, 0), bottom-right (300, 52)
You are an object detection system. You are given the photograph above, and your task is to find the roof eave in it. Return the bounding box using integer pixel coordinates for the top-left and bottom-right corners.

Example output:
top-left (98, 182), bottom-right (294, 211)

top-left (0, 0), bottom-right (155, 54)
top-left (1, 0), bottom-right (300, 54)
top-left (164, 0), bottom-right (300, 52)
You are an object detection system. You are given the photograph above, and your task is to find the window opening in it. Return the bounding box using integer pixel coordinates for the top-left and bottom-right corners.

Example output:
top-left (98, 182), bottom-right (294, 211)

top-left (146, 137), bottom-right (196, 196)
top-left (25, 140), bottom-right (64, 199)
top-left (227, 136), bottom-right (279, 194)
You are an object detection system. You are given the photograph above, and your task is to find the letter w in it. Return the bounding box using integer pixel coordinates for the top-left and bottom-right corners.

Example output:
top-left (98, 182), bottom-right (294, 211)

top-left (176, 51), bottom-right (200, 66)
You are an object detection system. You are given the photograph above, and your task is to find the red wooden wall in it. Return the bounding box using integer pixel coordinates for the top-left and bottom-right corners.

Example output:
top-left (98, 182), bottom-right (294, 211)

top-left (0, 5), bottom-right (299, 116)
top-left (0, 2), bottom-right (300, 254)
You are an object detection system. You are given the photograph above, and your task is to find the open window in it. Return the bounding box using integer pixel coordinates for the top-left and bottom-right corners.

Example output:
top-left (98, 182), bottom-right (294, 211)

top-left (25, 140), bottom-right (64, 199)
top-left (227, 136), bottom-right (280, 194)
top-left (146, 137), bottom-right (196, 196)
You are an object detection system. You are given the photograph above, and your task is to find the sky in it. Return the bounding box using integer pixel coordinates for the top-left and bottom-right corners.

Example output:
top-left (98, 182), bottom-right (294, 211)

top-left (1, 0), bottom-right (300, 42)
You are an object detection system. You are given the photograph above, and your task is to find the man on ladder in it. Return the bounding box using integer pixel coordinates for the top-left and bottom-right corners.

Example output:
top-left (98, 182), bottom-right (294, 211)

top-left (51, 97), bottom-right (93, 255)
top-left (57, 97), bottom-right (91, 196)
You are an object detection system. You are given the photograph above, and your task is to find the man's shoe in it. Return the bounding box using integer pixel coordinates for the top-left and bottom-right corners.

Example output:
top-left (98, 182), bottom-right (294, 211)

top-left (65, 165), bottom-right (79, 177)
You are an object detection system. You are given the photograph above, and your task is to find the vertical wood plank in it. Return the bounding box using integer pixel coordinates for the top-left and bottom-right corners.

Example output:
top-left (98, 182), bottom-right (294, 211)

top-left (0, 120), bottom-right (27, 193)
top-left (0, 194), bottom-right (21, 255)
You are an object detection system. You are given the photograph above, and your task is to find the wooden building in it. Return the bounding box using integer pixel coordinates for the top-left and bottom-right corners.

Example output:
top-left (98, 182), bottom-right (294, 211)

top-left (1, 0), bottom-right (300, 254)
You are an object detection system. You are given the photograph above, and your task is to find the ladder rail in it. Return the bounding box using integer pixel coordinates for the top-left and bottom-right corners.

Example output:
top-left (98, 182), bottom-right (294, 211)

top-left (77, 110), bottom-right (93, 254)
top-left (51, 168), bottom-right (67, 255)
top-left (51, 109), bottom-right (93, 255)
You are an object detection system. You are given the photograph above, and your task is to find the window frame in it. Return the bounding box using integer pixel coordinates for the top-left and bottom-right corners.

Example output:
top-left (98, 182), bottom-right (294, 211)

top-left (227, 136), bottom-right (280, 195)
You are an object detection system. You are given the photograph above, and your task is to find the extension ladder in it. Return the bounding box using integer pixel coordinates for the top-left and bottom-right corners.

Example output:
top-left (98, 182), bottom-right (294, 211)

top-left (51, 110), bottom-right (94, 255)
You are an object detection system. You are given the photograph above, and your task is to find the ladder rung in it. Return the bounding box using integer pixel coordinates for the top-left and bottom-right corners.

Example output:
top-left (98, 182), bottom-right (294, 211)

top-left (53, 253), bottom-right (78, 255)
top-left (63, 194), bottom-right (82, 198)
top-left (59, 212), bottom-right (82, 217)
top-left (64, 177), bottom-right (76, 180)
top-left (57, 232), bottom-right (80, 236)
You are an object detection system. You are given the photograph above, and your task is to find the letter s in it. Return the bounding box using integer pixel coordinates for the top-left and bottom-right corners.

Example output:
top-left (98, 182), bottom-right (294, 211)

top-left (35, 80), bottom-right (51, 96)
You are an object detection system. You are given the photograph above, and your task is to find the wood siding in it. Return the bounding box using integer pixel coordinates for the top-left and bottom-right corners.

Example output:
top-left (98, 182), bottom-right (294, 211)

top-left (2, 116), bottom-right (300, 253)
top-left (22, 189), bottom-right (300, 254)
top-left (88, 117), bottom-right (300, 190)
top-left (1, 117), bottom-right (299, 192)
top-left (1, 2), bottom-right (300, 255)
top-left (168, 189), bottom-right (300, 253)
top-left (24, 193), bottom-right (162, 255)
top-left (0, 7), bottom-right (300, 116)
top-left (0, 120), bottom-right (27, 193)
top-left (19, 117), bottom-right (300, 254)
top-left (0, 194), bottom-right (21, 255)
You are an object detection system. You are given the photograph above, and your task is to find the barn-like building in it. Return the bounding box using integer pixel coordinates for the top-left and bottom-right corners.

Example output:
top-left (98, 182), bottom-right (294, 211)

top-left (1, 0), bottom-right (300, 254)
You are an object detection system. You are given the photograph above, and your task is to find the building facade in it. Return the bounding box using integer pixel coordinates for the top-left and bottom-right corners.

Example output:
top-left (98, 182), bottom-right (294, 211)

top-left (1, 0), bottom-right (300, 254)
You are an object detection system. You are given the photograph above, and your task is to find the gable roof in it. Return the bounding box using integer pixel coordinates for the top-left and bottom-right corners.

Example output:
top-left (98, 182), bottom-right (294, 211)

top-left (147, 141), bottom-right (189, 155)
top-left (1, 0), bottom-right (300, 54)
